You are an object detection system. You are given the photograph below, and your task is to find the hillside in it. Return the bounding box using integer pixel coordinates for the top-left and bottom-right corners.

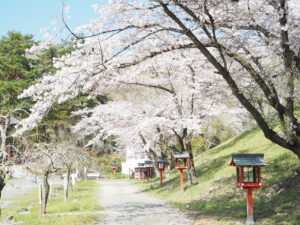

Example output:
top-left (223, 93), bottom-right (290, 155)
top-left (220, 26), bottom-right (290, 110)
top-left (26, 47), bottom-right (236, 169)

top-left (137, 129), bottom-right (300, 225)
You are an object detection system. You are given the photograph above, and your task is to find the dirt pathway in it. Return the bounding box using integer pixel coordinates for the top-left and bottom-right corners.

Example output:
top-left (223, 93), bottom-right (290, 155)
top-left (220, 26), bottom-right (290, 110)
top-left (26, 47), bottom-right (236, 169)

top-left (96, 180), bottom-right (193, 225)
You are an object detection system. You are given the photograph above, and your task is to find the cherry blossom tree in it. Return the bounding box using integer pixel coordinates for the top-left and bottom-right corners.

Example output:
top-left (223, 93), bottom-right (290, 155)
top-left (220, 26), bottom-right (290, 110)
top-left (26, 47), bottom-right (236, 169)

top-left (25, 142), bottom-right (87, 213)
top-left (25, 142), bottom-right (63, 214)
top-left (71, 53), bottom-right (240, 183)
top-left (18, 0), bottom-right (300, 160)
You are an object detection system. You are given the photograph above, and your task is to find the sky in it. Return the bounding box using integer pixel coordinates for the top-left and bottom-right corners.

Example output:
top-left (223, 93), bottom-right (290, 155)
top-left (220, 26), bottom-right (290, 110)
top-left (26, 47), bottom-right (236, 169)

top-left (0, 0), bottom-right (104, 41)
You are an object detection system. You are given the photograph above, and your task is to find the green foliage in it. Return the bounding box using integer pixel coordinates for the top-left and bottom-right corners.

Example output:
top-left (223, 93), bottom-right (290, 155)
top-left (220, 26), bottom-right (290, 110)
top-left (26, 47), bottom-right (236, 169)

top-left (207, 119), bottom-right (235, 147)
top-left (96, 152), bottom-right (125, 174)
top-left (0, 31), bottom-right (38, 112)
top-left (191, 136), bottom-right (206, 157)
top-left (0, 31), bottom-right (105, 143)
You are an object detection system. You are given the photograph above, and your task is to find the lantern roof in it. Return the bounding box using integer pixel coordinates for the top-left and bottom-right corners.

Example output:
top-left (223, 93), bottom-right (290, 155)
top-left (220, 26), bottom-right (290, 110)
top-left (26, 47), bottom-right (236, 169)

top-left (155, 159), bottom-right (168, 163)
top-left (144, 160), bottom-right (153, 164)
top-left (111, 162), bottom-right (117, 166)
top-left (230, 154), bottom-right (267, 167)
top-left (138, 163), bottom-right (145, 167)
top-left (173, 151), bottom-right (190, 159)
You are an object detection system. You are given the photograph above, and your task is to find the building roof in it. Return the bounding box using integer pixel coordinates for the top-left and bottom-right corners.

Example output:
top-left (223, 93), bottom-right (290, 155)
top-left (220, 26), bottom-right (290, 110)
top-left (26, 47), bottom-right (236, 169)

top-left (230, 154), bottom-right (267, 167)
top-left (173, 151), bottom-right (190, 159)
top-left (137, 163), bottom-right (145, 167)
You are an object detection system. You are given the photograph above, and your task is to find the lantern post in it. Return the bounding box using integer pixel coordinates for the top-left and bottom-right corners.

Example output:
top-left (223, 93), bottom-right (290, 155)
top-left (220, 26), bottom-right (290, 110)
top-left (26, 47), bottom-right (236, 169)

top-left (155, 159), bottom-right (168, 186)
top-left (111, 162), bottom-right (117, 176)
top-left (137, 163), bottom-right (145, 180)
top-left (230, 154), bottom-right (267, 225)
top-left (144, 160), bottom-right (153, 181)
top-left (173, 152), bottom-right (190, 192)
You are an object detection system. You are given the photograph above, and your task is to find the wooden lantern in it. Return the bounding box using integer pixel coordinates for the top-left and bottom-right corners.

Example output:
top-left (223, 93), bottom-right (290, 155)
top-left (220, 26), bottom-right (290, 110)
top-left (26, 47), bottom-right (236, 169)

top-left (111, 162), bottom-right (117, 176)
top-left (144, 160), bottom-right (153, 180)
top-left (230, 154), bottom-right (267, 225)
top-left (155, 159), bottom-right (168, 186)
top-left (137, 163), bottom-right (145, 180)
top-left (173, 151), bottom-right (190, 192)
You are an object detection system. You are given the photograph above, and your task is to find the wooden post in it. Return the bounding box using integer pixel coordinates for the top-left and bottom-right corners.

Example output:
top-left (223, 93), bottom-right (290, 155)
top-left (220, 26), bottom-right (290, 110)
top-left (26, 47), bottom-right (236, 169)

top-left (84, 167), bottom-right (87, 181)
top-left (139, 168), bottom-right (142, 180)
top-left (39, 185), bottom-right (44, 217)
top-left (63, 174), bottom-right (68, 201)
top-left (147, 168), bottom-right (150, 181)
top-left (246, 188), bottom-right (254, 225)
top-left (180, 169), bottom-right (184, 192)
top-left (159, 170), bottom-right (163, 186)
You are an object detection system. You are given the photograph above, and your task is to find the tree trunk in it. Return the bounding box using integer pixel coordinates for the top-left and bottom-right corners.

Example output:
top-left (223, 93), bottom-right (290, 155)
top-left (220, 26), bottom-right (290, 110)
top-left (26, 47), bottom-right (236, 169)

top-left (186, 138), bottom-right (197, 184)
top-left (0, 175), bottom-right (5, 201)
top-left (70, 176), bottom-right (74, 192)
top-left (42, 169), bottom-right (50, 214)
top-left (64, 167), bottom-right (71, 201)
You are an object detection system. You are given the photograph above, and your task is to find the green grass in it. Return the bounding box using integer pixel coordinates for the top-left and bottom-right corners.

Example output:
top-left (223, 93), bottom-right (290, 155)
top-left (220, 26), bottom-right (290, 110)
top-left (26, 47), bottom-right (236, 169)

top-left (135, 128), bottom-right (300, 225)
top-left (105, 172), bottom-right (128, 180)
top-left (1, 180), bottom-right (101, 225)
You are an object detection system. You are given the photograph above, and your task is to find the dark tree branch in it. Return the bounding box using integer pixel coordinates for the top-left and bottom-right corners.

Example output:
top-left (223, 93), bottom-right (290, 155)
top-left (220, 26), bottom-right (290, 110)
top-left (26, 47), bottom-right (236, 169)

top-left (159, 2), bottom-right (300, 158)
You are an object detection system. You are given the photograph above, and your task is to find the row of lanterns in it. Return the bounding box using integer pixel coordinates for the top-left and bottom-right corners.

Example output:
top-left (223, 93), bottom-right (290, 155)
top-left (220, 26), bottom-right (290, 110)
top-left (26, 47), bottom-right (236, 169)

top-left (110, 153), bottom-right (267, 225)
top-left (111, 152), bottom-right (191, 188)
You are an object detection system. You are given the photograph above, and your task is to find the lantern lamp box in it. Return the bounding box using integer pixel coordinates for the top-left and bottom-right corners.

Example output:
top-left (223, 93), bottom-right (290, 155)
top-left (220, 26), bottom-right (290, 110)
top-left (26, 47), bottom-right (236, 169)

top-left (230, 154), bottom-right (267, 189)
top-left (155, 159), bottom-right (168, 186)
top-left (144, 160), bottom-right (153, 168)
top-left (137, 163), bottom-right (146, 179)
top-left (173, 151), bottom-right (190, 170)
top-left (138, 163), bottom-right (145, 167)
top-left (155, 159), bottom-right (168, 170)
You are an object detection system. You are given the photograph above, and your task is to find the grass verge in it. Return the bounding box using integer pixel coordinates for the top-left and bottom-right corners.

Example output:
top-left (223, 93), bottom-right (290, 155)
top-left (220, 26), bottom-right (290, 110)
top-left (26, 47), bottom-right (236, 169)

top-left (134, 129), bottom-right (300, 225)
top-left (105, 173), bottom-right (129, 180)
top-left (1, 180), bottom-right (101, 225)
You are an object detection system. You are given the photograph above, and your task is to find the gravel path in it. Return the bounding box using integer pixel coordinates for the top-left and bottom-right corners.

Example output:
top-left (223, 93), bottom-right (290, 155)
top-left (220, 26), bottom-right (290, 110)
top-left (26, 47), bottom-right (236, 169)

top-left (96, 181), bottom-right (193, 225)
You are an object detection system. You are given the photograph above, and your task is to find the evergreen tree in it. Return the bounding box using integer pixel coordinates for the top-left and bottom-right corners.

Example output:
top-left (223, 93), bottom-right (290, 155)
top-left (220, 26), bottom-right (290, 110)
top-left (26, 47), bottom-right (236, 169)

top-left (0, 31), bottom-right (39, 112)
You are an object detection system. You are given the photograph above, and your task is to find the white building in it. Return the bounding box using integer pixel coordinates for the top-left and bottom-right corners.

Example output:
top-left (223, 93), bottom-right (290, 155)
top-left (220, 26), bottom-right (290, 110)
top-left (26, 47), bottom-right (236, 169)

top-left (121, 147), bottom-right (149, 175)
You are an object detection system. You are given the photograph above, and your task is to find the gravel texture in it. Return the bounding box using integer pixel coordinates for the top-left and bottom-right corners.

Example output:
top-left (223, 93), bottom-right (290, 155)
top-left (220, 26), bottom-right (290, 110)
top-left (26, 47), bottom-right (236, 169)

top-left (96, 180), bottom-right (194, 225)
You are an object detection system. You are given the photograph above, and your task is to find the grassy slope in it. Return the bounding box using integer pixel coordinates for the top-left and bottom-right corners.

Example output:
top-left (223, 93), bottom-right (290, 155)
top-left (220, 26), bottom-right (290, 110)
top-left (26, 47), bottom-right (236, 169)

top-left (1, 180), bottom-right (101, 225)
top-left (137, 129), bottom-right (300, 225)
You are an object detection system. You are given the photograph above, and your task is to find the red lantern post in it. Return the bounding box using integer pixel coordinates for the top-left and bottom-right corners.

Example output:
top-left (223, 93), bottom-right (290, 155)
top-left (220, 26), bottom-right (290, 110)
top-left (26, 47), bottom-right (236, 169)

top-left (230, 154), bottom-right (267, 225)
top-left (138, 163), bottom-right (145, 180)
top-left (173, 152), bottom-right (190, 192)
top-left (155, 159), bottom-right (168, 186)
top-left (111, 162), bottom-right (117, 176)
top-left (144, 161), bottom-right (153, 181)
